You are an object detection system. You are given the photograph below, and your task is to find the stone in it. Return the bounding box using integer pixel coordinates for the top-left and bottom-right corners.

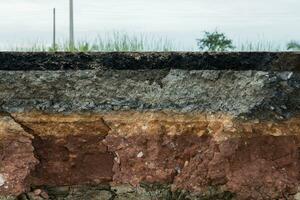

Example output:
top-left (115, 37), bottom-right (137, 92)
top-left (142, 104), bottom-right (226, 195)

top-left (0, 175), bottom-right (5, 187)
top-left (33, 189), bottom-right (42, 196)
top-left (136, 152), bottom-right (144, 158)
top-left (40, 191), bottom-right (49, 199)
top-left (279, 71), bottom-right (293, 80)
top-left (295, 193), bottom-right (300, 200)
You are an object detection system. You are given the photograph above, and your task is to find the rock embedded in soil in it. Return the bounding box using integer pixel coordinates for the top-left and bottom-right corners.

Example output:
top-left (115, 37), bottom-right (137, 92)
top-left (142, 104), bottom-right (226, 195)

top-left (1, 52), bottom-right (300, 200)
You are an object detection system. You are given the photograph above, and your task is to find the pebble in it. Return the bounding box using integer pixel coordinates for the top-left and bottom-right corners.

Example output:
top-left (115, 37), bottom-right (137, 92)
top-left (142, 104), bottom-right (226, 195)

top-left (114, 152), bottom-right (120, 164)
top-left (34, 189), bottom-right (42, 196)
top-left (40, 191), bottom-right (49, 199)
top-left (184, 161), bottom-right (189, 167)
top-left (0, 174), bottom-right (5, 187)
top-left (137, 151), bottom-right (144, 158)
top-left (295, 193), bottom-right (300, 200)
top-left (279, 72), bottom-right (293, 81)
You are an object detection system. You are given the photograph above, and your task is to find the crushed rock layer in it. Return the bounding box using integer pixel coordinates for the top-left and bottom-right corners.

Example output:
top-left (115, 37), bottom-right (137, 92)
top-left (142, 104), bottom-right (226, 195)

top-left (1, 112), bottom-right (300, 200)
top-left (0, 70), bottom-right (299, 120)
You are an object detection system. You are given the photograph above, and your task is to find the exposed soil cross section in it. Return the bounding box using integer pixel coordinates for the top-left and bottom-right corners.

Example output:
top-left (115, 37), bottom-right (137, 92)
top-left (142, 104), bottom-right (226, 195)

top-left (0, 52), bottom-right (300, 200)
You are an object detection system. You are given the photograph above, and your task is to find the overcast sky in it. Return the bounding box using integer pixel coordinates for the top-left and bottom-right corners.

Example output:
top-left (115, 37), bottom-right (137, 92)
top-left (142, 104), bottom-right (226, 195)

top-left (0, 0), bottom-right (300, 49)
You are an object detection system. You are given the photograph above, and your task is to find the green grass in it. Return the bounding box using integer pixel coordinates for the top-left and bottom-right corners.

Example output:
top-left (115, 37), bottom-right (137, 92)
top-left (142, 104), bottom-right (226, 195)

top-left (11, 32), bottom-right (181, 52)
top-left (6, 32), bottom-right (300, 52)
top-left (234, 41), bottom-right (283, 52)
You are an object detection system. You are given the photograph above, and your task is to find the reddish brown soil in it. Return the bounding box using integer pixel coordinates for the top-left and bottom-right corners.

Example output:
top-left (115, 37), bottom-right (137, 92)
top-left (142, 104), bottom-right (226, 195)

top-left (1, 112), bottom-right (300, 199)
top-left (29, 134), bottom-right (114, 186)
top-left (174, 135), bottom-right (300, 199)
top-left (105, 133), bottom-right (300, 199)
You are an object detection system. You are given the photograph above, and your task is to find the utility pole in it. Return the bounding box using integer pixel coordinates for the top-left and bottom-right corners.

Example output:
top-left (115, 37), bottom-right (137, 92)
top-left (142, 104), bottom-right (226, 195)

top-left (69, 0), bottom-right (74, 50)
top-left (53, 8), bottom-right (56, 51)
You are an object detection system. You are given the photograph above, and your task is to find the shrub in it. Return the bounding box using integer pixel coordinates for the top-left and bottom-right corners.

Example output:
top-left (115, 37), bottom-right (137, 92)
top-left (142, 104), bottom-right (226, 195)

top-left (197, 31), bottom-right (235, 51)
top-left (287, 41), bottom-right (300, 50)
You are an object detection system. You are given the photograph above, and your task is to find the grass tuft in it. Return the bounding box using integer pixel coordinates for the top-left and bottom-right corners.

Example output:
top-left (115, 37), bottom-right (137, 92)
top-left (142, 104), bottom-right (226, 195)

top-left (9, 32), bottom-right (179, 52)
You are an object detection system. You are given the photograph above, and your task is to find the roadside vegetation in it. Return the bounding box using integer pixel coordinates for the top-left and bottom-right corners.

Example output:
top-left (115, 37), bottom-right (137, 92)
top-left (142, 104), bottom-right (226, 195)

top-left (287, 41), bottom-right (300, 51)
top-left (12, 32), bottom-right (180, 52)
top-left (5, 31), bottom-right (300, 52)
top-left (197, 31), bottom-right (235, 51)
top-left (196, 31), bottom-right (297, 52)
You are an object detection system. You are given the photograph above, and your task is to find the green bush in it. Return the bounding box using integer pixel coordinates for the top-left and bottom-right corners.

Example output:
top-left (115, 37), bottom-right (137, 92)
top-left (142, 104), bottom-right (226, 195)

top-left (197, 31), bottom-right (235, 52)
top-left (287, 41), bottom-right (300, 50)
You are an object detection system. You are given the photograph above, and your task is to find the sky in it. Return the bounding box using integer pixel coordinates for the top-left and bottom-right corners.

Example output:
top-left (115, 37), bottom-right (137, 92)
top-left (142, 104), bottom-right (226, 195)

top-left (0, 0), bottom-right (300, 50)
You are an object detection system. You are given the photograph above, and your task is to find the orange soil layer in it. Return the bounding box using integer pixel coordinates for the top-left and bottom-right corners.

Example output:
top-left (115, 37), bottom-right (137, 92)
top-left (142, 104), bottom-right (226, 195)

top-left (1, 111), bottom-right (300, 199)
top-left (11, 111), bottom-right (300, 139)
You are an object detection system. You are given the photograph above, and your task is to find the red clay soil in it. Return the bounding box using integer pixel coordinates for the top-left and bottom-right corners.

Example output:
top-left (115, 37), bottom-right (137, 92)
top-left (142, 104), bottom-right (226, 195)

top-left (29, 134), bottom-right (114, 186)
top-left (105, 133), bottom-right (300, 199)
top-left (1, 112), bottom-right (300, 199)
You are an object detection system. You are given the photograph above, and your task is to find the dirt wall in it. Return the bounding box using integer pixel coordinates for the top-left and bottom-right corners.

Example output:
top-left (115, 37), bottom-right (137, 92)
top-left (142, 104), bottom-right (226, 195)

top-left (1, 52), bottom-right (300, 200)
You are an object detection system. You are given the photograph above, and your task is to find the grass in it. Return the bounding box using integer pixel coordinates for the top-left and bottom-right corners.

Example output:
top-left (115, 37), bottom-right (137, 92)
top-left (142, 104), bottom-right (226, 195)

top-left (5, 32), bottom-right (300, 52)
top-left (11, 32), bottom-right (181, 52)
top-left (234, 41), bottom-right (283, 52)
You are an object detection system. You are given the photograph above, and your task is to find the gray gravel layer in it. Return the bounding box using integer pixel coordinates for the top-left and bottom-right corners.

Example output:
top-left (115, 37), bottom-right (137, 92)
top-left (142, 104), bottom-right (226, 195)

top-left (0, 69), bottom-right (299, 119)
